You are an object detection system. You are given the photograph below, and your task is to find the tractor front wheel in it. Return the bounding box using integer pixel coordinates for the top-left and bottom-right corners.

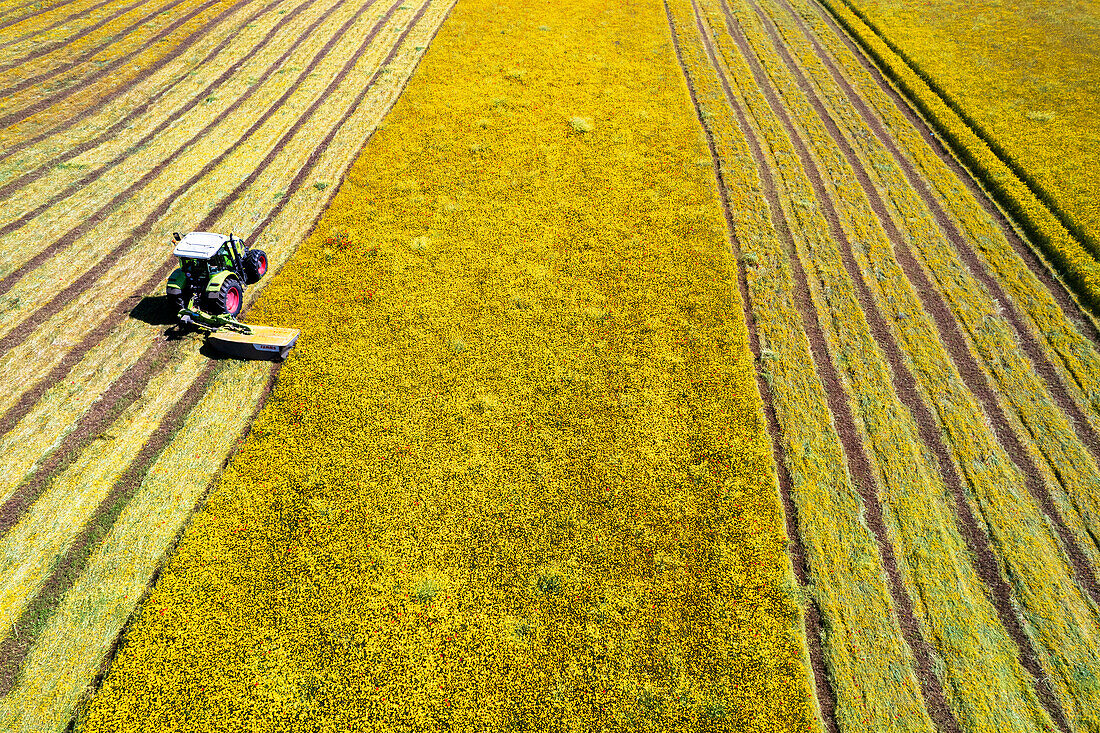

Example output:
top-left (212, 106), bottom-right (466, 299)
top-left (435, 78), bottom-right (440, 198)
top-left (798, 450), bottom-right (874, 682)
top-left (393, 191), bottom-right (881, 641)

top-left (244, 248), bottom-right (268, 284)
top-left (208, 277), bottom-right (244, 317)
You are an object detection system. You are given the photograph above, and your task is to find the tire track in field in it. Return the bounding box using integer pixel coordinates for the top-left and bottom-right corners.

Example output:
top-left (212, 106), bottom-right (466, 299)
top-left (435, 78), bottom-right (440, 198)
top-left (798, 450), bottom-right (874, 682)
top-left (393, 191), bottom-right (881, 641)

top-left (0, 0), bottom-right (444, 710)
top-left (0, 0), bottom-right (373, 331)
top-left (664, 2), bottom-right (838, 729)
top-left (708, 0), bottom-right (1046, 729)
top-left (0, 0), bottom-right (401, 501)
top-left (687, 0), bottom-right (955, 727)
top-left (0, 0), bottom-right (229, 132)
top-left (0, 0), bottom-right (148, 71)
top-left (769, 0), bottom-right (1100, 475)
top-left (0, 0), bottom-right (329, 263)
top-left (0, 0), bottom-right (254, 160)
top-left (804, 0), bottom-right (1100, 354)
top-left (0, 0), bottom-right (269, 186)
top-left (0, 0), bottom-right (188, 97)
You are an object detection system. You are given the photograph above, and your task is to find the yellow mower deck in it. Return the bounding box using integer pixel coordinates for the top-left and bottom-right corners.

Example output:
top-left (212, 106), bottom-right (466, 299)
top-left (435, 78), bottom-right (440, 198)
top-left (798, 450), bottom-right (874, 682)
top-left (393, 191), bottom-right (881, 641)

top-left (178, 308), bottom-right (299, 361)
top-left (207, 324), bottom-right (299, 361)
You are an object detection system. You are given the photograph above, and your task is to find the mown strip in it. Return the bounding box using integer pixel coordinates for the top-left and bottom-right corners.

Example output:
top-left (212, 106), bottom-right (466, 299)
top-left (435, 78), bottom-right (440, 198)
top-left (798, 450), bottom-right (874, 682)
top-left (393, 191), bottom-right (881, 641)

top-left (0, 0), bottom-right (148, 72)
top-left (812, 0), bottom-right (1100, 316)
top-left (674, 0), bottom-right (935, 728)
top-left (754, 0), bottom-right (1100, 590)
top-left (0, 0), bottom-right (247, 144)
top-left (722, 0), bottom-right (1087, 728)
top-left (788, 0), bottom-right (1100, 441)
top-left (0, 0), bottom-right (262, 165)
top-left (724, 0), bottom-right (1100, 727)
top-left (78, 0), bottom-right (819, 728)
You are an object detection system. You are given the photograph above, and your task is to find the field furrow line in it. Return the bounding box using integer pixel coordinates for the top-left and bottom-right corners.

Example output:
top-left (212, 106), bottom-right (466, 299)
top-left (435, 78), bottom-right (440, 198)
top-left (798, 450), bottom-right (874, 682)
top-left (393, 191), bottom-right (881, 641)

top-left (0, 0), bottom-right (80, 31)
top-left (788, 0), bottom-right (1100, 439)
top-left (0, 0), bottom-right (245, 141)
top-left (672, 0), bottom-right (941, 728)
top-left (0, 0), bottom-right (338, 268)
top-left (665, 2), bottom-right (835, 729)
top-left (0, 0), bottom-right (388, 343)
top-left (756, 0), bottom-right (1100, 597)
top-left (0, 0), bottom-right (261, 165)
top-left (0, 0), bottom-right (148, 70)
top-left (0, 0), bottom-right (436, 503)
top-left (0, 0), bottom-right (191, 101)
top-left (0, 0), bottom-right (424, 504)
top-left (0, 4), bottom-right (448, 726)
top-left (716, 0), bottom-right (1100, 727)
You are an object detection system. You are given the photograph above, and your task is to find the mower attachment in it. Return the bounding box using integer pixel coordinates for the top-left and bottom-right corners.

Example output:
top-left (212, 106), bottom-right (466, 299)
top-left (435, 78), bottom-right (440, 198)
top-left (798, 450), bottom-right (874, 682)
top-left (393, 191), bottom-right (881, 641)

top-left (179, 308), bottom-right (299, 361)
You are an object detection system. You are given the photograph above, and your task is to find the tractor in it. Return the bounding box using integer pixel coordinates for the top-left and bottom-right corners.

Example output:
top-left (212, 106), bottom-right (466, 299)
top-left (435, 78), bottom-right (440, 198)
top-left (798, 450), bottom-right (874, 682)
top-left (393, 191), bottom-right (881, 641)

top-left (166, 231), bottom-right (268, 317)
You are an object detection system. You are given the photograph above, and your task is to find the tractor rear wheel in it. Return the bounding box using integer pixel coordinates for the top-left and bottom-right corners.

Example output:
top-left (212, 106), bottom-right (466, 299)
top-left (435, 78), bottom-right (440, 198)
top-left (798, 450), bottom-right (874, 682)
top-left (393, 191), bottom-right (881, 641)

top-left (244, 249), bottom-right (268, 284)
top-left (207, 277), bottom-right (244, 317)
top-left (172, 288), bottom-right (192, 313)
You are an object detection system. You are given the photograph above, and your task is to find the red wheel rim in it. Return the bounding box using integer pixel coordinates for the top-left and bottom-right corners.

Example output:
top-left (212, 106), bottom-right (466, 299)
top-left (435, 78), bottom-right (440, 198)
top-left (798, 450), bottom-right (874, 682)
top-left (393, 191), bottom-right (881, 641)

top-left (226, 287), bottom-right (240, 314)
top-left (258, 254), bottom-right (267, 276)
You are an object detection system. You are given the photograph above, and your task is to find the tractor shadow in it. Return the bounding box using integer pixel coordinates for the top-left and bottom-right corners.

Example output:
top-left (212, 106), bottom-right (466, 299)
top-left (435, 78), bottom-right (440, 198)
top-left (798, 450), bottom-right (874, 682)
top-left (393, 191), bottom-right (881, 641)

top-left (128, 294), bottom-right (178, 328)
top-left (128, 295), bottom-right (229, 359)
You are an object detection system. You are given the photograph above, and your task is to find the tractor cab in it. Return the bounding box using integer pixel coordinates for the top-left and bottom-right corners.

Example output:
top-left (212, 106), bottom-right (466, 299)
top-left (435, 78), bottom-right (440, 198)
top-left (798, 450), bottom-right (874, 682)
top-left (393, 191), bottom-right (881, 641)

top-left (166, 231), bottom-right (268, 317)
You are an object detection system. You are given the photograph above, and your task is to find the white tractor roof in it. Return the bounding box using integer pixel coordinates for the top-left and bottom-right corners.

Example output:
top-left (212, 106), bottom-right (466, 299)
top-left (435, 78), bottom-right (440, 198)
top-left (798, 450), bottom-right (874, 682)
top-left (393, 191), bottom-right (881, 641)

top-left (173, 232), bottom-right (228, 259)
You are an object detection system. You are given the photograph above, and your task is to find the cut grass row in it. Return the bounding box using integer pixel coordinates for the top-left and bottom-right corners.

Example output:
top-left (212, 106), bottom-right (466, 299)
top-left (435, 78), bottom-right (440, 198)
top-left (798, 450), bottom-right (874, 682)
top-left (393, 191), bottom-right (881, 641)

top-left (814, 0), bottom-right (1100, 318)
top-left (691, 0), bottom-right (1072, 728)
top-left (756, 0), bottom-right (1100, 598)
top-left (786, 0), bottom-right (1100, 444)
top-left (0, 0), bottom-right (139, 67)
top-left (670, 0), bottom-right (937, 728)
top-left (0, 0), bottom-right (246, 145)
top-left (0, 0), bottom-right (268, 183)
top-left (77, 0), bottom-right (820, 727)
top-left (717, 0), bottom-right (1100, 727)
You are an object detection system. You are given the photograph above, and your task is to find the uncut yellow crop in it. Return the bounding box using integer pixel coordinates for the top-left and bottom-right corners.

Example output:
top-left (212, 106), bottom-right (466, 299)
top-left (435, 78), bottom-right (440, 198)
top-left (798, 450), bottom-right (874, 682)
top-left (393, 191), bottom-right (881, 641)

top-left (76, 0), bottom-right (818, 730)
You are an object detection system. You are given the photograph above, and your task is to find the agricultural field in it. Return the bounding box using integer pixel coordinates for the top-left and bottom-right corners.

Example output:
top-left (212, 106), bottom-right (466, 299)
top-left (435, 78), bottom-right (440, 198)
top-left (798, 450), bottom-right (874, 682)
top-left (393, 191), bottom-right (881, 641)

top-left (0, 0), bottom-right (1099, 730)
top-left (829, 0), bottom-right (1100, 262)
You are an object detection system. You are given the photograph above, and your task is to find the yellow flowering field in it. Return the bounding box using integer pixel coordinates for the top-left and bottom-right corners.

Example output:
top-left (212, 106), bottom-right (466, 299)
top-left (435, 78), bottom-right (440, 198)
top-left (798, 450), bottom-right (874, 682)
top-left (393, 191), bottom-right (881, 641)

top-left (829, 0), bottom-right (1100, 255)
top-left (72, 0), bottom-right (823, 730)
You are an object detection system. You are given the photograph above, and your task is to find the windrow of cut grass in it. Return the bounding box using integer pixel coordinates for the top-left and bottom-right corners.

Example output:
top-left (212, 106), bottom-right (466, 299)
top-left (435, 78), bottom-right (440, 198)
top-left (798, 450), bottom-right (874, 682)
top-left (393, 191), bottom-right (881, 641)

top-left (782, 0), bottom-right (1100, 444)
top-left (691, 0), bottom-right (1077, 728)
top-left (0, 0), bottom-right (246, 145)
top-left (718, 0), bottom-right (1100, 727)
top-left (668, 0), bottom-right (937, 729)
top-left (77, 0), bottom-right (821, 729)
top-left (0, 0), bottom-right (139, 67)
top-left (812, 0), bottom-right (1100, 317)
top-left (0, 0), bottom-right (180, 85)
top-left (0, 0), bottom-right (266, 179)
top-left (753, 0), bottom-right (1100, 589)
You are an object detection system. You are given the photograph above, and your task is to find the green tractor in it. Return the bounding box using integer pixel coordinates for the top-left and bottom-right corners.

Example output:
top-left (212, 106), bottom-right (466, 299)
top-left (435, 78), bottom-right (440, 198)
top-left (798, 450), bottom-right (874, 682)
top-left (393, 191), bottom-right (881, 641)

top-left (166, 231), bottom-right (268, 317)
